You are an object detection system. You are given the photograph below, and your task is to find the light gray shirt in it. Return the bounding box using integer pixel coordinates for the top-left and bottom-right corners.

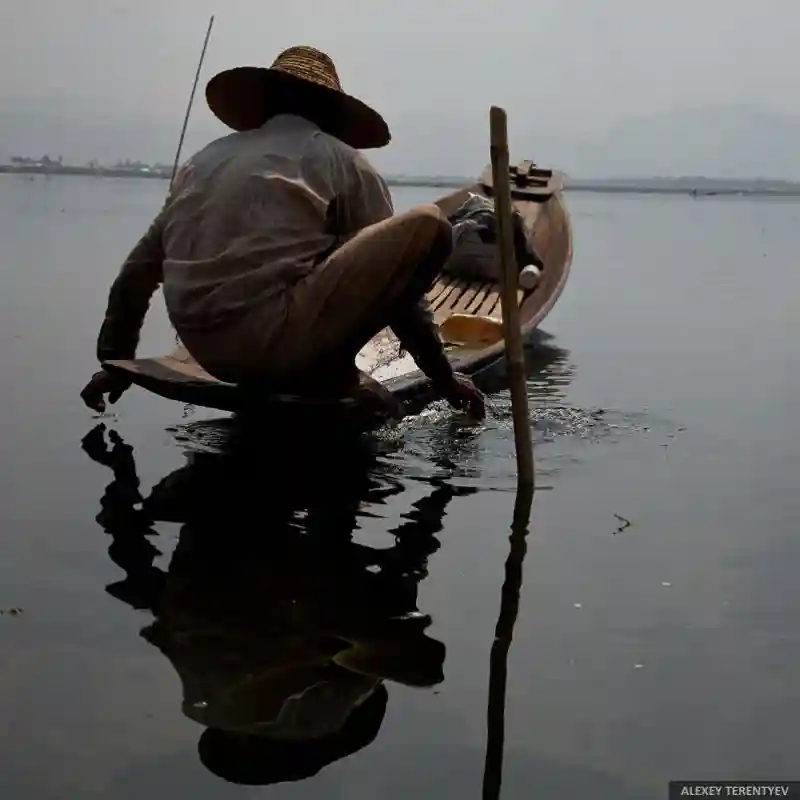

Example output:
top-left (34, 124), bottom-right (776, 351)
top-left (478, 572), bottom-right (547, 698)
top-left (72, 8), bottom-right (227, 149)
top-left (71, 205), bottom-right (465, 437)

top-left (97, 114), bottom-right (394, 363)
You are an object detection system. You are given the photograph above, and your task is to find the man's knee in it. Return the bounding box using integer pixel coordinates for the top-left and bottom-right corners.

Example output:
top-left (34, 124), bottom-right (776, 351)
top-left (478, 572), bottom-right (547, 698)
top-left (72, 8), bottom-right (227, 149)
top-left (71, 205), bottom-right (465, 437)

top-left (402, 203), bottom-right (452, 258)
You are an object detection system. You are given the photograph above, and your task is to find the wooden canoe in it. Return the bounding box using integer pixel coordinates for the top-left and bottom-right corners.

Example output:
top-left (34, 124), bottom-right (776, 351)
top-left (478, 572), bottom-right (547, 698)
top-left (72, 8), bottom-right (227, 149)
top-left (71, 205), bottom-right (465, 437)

top-left (103, 160), bottom-right (573, 417)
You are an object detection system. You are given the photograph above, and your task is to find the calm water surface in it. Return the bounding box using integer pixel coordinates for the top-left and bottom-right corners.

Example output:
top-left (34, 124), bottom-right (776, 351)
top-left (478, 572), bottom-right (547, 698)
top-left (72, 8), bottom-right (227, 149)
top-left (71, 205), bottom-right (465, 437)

top-left (1, 175), bottom-right (799, 798)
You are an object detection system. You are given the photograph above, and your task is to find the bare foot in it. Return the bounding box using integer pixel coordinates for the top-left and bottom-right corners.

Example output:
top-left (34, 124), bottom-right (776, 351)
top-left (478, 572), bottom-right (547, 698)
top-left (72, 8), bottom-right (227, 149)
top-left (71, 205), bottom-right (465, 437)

top-left (354, 371), bottom-right (405, 419)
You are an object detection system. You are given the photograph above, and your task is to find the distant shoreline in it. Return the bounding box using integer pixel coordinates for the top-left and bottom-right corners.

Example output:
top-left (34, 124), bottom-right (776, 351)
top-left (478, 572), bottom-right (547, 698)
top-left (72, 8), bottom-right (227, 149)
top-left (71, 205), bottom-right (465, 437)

top-left (0, 164), bottom-right (469, 188)
top-left (3, 164), bottom-right (800, 196)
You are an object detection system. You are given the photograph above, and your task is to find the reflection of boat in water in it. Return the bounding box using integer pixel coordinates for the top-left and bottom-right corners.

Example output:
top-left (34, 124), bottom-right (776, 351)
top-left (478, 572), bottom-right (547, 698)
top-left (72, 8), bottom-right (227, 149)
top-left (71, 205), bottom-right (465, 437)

top-left (82, 420), bottom-right (473, 786)
top-left (82, 335), bottom-right (573, 789)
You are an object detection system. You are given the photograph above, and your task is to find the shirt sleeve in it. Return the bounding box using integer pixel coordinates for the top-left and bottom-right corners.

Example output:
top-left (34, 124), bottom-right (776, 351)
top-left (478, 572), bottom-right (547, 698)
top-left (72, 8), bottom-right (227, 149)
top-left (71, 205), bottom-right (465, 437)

top-left (96, 213), bottom-right (165, 363)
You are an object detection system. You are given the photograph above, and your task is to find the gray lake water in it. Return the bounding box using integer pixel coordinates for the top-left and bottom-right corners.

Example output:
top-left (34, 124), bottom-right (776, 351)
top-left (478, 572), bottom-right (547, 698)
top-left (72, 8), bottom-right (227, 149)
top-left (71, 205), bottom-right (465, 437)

top-left (1, 175), bottom-right (799, 798)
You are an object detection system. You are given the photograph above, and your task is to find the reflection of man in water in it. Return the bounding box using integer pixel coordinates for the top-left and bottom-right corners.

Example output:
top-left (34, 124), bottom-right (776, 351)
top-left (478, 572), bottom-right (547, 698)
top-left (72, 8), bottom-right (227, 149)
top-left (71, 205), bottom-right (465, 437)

top-left (83, 422), bottom-right (472, 786)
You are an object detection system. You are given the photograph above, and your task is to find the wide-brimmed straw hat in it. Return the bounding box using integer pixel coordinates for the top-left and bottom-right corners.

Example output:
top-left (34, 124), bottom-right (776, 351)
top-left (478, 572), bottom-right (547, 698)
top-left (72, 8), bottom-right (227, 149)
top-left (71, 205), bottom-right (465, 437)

top-left (205, 45), bottom-right (390, 150)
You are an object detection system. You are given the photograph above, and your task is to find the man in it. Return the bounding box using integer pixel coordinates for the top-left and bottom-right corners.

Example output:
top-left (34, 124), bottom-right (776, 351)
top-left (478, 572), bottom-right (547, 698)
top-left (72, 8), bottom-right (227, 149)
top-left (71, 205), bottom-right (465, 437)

top-left (80, 45), bottom-right (485, 419)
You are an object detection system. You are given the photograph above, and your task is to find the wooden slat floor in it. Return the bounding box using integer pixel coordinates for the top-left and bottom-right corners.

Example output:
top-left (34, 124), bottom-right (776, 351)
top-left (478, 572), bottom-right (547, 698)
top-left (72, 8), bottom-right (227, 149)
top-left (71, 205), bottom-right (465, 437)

top-left (428, 277), bottom-right (524, 323)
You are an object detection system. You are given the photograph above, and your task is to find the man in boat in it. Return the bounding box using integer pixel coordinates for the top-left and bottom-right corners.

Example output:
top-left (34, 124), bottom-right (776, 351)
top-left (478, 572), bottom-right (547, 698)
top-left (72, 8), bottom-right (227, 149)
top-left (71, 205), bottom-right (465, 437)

top-left (80, 45), bottom-right (485, 419)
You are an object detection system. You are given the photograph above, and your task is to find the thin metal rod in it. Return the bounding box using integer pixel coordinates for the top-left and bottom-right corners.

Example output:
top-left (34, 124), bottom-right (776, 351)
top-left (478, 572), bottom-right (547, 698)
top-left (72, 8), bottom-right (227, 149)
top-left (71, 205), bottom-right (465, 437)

top-left (489, 105), bottom-right (535, 489)
top-left (482, 482), bottom-right (534, 800)
top-left (169, 14), bottom-right (215, 191)
top-left (169, 14), bottom-right (214, 352)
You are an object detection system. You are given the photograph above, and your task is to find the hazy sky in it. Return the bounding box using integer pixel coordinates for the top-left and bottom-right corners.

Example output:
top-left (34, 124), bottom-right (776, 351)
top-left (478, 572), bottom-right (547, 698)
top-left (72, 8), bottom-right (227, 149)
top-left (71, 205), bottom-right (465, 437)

top-left (2, 0), bottom-right (798, 175)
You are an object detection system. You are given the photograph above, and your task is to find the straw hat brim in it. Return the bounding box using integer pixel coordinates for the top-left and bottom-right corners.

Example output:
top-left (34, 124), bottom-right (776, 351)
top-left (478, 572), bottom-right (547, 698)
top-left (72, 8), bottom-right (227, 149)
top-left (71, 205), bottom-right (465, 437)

top-left (206, 66), bottom-right (390, 150)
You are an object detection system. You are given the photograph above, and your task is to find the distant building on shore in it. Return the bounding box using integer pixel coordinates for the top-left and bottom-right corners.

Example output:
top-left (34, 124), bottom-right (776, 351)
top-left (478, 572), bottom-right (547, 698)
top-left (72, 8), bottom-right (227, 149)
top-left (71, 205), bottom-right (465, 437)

top-left (11, 154), bottom-right (64, 168)
top-left (1, 155), bottom-right (171, 178)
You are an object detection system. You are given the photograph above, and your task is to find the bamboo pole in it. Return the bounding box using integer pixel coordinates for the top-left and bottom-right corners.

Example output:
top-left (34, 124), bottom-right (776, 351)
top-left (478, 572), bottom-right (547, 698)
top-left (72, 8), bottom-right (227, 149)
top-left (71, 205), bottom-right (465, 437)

top-left (169, 14), bottom-right (215, 192)
top-left (489, 106), bottom-right (534, 488)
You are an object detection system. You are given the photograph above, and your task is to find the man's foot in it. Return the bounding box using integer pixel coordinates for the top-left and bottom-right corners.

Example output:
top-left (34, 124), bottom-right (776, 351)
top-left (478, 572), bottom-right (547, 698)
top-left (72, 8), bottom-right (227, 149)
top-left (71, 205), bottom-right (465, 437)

top-left (352, 371), bottom-right (406, 420)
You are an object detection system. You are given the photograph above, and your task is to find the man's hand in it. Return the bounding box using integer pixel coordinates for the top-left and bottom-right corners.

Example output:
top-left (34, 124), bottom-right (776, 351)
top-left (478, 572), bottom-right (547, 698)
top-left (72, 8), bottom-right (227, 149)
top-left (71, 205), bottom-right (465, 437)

top-left (442, 373), bottom-right (486, 420)
top-left (80, 370), bottom-right (132, 413)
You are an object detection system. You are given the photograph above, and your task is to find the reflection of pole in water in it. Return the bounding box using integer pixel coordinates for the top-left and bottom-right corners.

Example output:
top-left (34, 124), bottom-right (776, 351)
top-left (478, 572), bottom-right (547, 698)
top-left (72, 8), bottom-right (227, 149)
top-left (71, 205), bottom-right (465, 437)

top-left (482, 482), bottom-right (534, 800)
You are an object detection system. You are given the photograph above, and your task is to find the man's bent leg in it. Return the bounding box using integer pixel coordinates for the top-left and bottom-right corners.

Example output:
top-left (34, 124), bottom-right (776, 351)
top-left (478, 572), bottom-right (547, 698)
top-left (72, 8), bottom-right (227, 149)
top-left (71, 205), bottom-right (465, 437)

top-left (265, 204), bottom-right (452, 387)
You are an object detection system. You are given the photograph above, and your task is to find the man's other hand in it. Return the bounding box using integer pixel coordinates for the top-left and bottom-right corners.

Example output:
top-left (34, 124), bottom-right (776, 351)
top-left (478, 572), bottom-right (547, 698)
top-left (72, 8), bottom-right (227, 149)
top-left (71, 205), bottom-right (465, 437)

top-left (80, 370), bottom-right (132, 412)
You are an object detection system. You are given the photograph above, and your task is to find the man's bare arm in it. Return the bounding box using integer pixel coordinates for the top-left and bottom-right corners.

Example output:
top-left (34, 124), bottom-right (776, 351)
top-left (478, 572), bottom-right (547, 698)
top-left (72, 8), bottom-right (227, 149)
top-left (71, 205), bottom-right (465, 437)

top-left (390, 302), bottom-right (455, 391)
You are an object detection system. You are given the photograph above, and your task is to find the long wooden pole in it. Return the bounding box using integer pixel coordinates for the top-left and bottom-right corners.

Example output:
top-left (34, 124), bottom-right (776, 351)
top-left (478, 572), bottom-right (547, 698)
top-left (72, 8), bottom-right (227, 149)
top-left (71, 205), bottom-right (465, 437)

top-left (169, 14), bottom-right (215, 191)
top-left (489, 106), bottom-right (534, 488)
